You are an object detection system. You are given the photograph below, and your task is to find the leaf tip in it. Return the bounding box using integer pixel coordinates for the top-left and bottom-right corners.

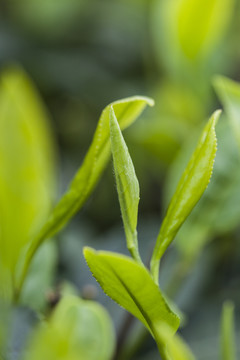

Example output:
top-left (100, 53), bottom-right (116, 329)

top-left (144, 96), bottom-right (155, 107)
top-left (83, 246), bottom-right (95, 259)
top-left (212, 109), bottom-right (222, 126)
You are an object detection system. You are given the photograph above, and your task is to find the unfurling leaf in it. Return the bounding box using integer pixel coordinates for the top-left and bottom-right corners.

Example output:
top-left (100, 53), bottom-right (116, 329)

top-left (84, 247), bottom-right (180, 351)
top-left (18, 96), bottom-right (154, 295)
top-left (110, 107), bottom-right (141, 263)
top-left (151, 110), bottom-right (220, 283)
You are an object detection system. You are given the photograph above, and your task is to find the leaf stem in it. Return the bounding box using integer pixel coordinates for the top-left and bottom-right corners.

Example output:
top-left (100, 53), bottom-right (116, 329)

top-left (128, 232), bottom-right (143, 266)
top-left (157, 343), bottom-right (171, 360)
top-left (150, 252), bottom-right (160, 285)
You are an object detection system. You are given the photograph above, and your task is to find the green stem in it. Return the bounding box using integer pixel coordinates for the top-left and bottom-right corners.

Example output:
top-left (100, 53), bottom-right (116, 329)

top-left (128, 231), bottom-right (144, 266)
top-left (157, 343), bottom-right (171, 360)
top-left (154, 331), bottom-right (171, 360)
top-left (150, 254), bottom-right (160, 285)
top-left (129, 246), bottom-right (144, 266)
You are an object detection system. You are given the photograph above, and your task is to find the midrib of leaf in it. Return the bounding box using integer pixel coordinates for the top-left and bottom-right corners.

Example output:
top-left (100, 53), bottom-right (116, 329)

top-left (111, 266), bottom-right (170, 357)
top-left (160, 121), bottom-right (216, 236)
top-left (111, 265), bottom-right (154, 333)
top-left (114, 168), bottom-right (140, 262)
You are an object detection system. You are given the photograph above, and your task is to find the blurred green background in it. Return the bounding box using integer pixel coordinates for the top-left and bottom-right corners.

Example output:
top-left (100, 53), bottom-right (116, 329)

top-left (1, 0), bottom-right (240, 359)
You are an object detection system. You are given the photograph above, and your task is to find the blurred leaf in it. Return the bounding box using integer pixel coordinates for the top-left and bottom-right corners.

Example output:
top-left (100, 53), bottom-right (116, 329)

top-left (110, 107), bottom-right (141, 263)
top-left (158, 324), bottom-right (195, 360)
top-left (221, 301), bottom-right (236, 360)
top-left (150, 111), bottom-right (220, 282)
top-left (0, 66), bottom-right (56, 301)
top-left (8, 0), bottom-right (86, 38)
top-left (176, 0), bottom-right (234, 60)
top-left (19, 96), bottom-right (154, 293)
top-left (19, 241), bottom-right (57, 312)
top-left (24, 295), bottom-right (115, 360)
top-left (152, 0), bottom-right (234, 66)
top-left (214, 76), bottom-right (240, 149)
top-left (84, 247), bottom-right (180, 351)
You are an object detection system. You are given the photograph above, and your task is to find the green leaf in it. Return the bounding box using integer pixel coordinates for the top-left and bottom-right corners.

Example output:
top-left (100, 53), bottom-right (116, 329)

top-left (24, 295), bottom-right (115, 360)
top-left (165, 117), bottom-right (240, 261)
top-left (153, 0), bottom-right (234, 64)
top-left (214, 76), bottom-right (240, 149)
top-left (0, 66), bottom-right (56, 301)
top-left (176, 0), bottom-right (234, 60)
top-left (150, 110), bottom-right (220, 283)
top-left (19, 240), bottom-right (57, 312)
top-left (158, 324), bottom-right (195, 360)
top-left (109, 107), bottom-right (141, 263)
top-left (221, 301), bottom-right (236, 360)
top-left (84, 247), bottom-right (180, 352)
top-left (18, 96), bottom-right (154, 295)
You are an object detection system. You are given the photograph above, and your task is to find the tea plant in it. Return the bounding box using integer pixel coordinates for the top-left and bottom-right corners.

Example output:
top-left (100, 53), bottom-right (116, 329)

top-left (84, 103), bottom-right (220, 359)
top-left (0, 66), bottom-right (239, 359)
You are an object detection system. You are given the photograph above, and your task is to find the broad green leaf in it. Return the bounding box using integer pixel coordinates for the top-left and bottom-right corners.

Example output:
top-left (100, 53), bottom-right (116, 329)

top-left (151, 110), bottom-right (220, 283)
top-left (214, 76), bottom-right (240, 149)
top-left (158, 324), bottom-right (195, 360)
top-left (84, 247), bottom-right (180, 352)
top-left (18, 96), bottom-right (153, 292)
top-left (110, 107), bottom-right (141, 263)
top-left (0, 66), bottom-right (56, 301)
top-left (221, 301), bottom-right (236, 360)
top-left (24, 295), bottom-right (115, 360)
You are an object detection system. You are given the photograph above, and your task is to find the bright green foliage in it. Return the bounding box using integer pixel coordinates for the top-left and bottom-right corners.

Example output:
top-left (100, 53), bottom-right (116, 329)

top-left (158, 324), bottom-right (195, 360)
top-left (150, 110), bottom-right (220, 283)
top-left (84, 247), bottom-right (180, 348)
top-left (109, 107), bottom-right (141, 263)
top-left (176, 0), bottom-right (234, 60)
top-left (165, 117), bottom-right (240, 260)
top-left (221, 301), bottom-right (236, 360)
top-left (18, 95), bottom-right (153, 295)
top-left (24, 295), bottom-right (115, 360)
top-left (0, 67), bottom-right (56, 301)
top-left (214, 76), bottom-right (240, 149)
top-left (152, 0), bottom-right (234, 67)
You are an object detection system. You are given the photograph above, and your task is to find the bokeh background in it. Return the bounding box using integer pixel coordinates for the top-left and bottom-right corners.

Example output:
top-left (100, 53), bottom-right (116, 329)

top-left (1, 0), bottom-right (240, 359)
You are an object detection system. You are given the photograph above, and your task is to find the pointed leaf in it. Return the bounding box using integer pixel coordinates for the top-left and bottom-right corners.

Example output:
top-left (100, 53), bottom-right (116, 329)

top-left (84, 247), bottom-right (180, 349)
top-left (18, 96), bottom-right (154, 293)
top-left (151, 110), bottom-right (220, 282)
top-left (214, 76), bottom-right (240, 149)
top-left (110, 107), bottom-right (141, 262)
top-left (221, 301), bottom-right (236, 360)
